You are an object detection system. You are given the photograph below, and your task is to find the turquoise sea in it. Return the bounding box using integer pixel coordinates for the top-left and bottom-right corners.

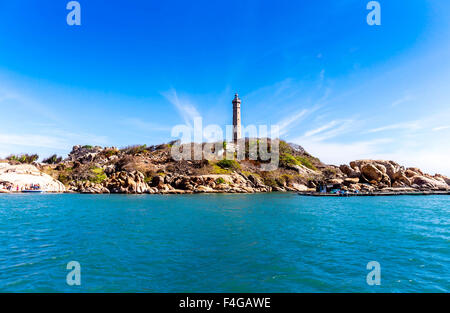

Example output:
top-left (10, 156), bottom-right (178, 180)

top-left (0, 193), bottom-right (449, 292)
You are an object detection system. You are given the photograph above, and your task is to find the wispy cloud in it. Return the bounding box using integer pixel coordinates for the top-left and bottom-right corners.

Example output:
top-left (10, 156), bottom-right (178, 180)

top-left (293, 119), bottom-right (356, 143)
top-left (432, 125), bottom-right (450, 131)
top-left (319, 69), bottom-right (325, 82)
top-left (277, 109), bottom-right (309, 136)
top-left (0, 133), bottom-right (67, 150)
top-left (391, 94), bottom-right (414, 107)
top-left (304, 120), bottom-right (338, 137)
top-left (366, 121), bottom-right (421, 133)
top-left (0, 87), bottom-right (61, 122)
top-left (0, 130), bottom-right (108, 154)
top-left (161, 89), bottom-right (201, 127)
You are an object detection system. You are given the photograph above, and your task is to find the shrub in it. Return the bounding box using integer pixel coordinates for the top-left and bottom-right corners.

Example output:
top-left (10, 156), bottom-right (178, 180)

top-left (212, 165), bottom-right (231, 174)
top-left (58, 173), bottom-right (70, 185)
top-left (216, 177), bottom-right (226, 184)
top-left (279, 140), bottom-right (292, 154)
top-left (322, 168), bottom-right (337, 178)
top-left (263, 177), bottom-right (278, 188)
top-left (216, 159), bottom-right (241, 170)
top-left (43, 154), bottom-right (63, 164)
top-left (295, 156), bottom-right (317, 171)
top-left (279, 153), bottom-right (317, 171)
top-left (121, 144), bottom-right (149, 155)
top-left (279, 153), bottom-right (299, 168)
top-left (103, 149), bottom-right (119, 157)
top-left (7, 154), bottom-right (39, 164)
top-left (90, 167), bottom-right (107, 184)
top-left (281, 174), bottom-right (294, 183)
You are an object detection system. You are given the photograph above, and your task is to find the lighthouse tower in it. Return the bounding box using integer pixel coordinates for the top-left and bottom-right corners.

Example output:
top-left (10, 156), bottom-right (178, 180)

top-left (232, 93), bottom-right (241, 142)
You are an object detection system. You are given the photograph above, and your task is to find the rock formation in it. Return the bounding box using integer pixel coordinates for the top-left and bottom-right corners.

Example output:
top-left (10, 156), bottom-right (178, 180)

top-left (0, 163), bottom-right (66, 192)
top-left (2, 141), bottom-right (449, 194)
top-left (331, 160), bottom-right (450, 193)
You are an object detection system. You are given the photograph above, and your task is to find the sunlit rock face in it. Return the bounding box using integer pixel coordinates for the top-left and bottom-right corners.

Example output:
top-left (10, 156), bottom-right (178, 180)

top-left (0, 163), bottom-right (66, 192)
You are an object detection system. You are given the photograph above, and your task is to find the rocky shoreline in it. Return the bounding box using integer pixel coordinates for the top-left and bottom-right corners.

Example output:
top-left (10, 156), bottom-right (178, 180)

top-left (1, 140), bottom-right (449, 195)
top-left (299, 190), bottom-right (450, 197)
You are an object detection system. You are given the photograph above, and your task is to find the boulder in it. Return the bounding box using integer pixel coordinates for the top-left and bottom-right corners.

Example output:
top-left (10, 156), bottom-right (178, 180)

top-left (344, 177), bottom-right (360, 185)
top-left (151, 175), bottom-right (165, 188)
top-left (290, 183), bottom-right (308, 191)
top-left (411, 176), bottom-right (449, 190)
top-left (360, 163), bottom-right (384, 182)
top-left (407, 167), bottom-right (424, 176)
top-left (327, 178), bottom-right (344, 185)
top-left (105, 170), bottom-right (149, 193)
top-left (339, 164), bottom-right (360, 178)
top-left (395, 174), bottom-right (411, 186)
top-left (195, 185), bottom-right (215, 193)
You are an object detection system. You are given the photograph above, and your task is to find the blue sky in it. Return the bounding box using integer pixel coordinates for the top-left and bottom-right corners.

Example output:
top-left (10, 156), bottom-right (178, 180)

top-left (0, 0), bottom-right (449, 174)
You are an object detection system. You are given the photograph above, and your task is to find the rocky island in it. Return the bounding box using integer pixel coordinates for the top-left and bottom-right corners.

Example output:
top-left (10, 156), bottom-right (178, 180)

top-left (1, 140), bottom-right (449, 195)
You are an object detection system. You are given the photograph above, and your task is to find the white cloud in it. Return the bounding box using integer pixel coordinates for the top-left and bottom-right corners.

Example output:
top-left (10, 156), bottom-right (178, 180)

top-left (366, 122), bottom-right (421, 133)
top-left (0, 133), bottom-right (66, 150)
top-left (304, 120), bottom-right (338, 137)
top-left (292, 119), bottom-right (356, 143)
top-left (0, 130), bottom-right (108, 159)
top-left (297, 138), bottom-right (393, 166)
top-left (432, 125), bottom-right (450, 131)
top-left (276, 109), bottom-right (309, 136)
top-left (162, 89), bottom-right (201, 127)
top-left (319, 69), bottom-right (325, 82)
top-left (391, 94), bottom-right (414, 106)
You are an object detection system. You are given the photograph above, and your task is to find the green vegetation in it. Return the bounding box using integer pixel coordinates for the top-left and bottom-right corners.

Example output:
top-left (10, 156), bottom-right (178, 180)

top-left (6, 154), bottom-right (39, 164)
top-left (280, 174), bottom-right (294, 184)
top-left (121, 144), bottom-right (149, 155)
top-left (263, 177), bottom-right (278, 188)
top-left (216, 159), bottom-right (241, 170)
top-left (89, 167), bottom-right (107, 184)
top-left (279, 152), bottom-right (317, 171)
top-left (54, 166), bottom-right (73, 185)
top-left (215, 177), bottom-right (226, 184)
top-left (279, 153), bottom-right (299, 167)
top-left (278, 140), bottom-right (292, 154)
top-left (103, 149), bottom-right (119, 157)
top-left (212, 165), bottom-right (231, 174)
top-left (296, 156), bottom-right (317, 170)
top-left (58, 173), bottom-right (70, 185)
top-left (42, 154), bottom-right (63, 164)
top-left (82, 145), bottom-right (94, 150)
top-left (242, 171), bottom-right (261, 179)
top-left (322, 168), bottom-right (337, 178)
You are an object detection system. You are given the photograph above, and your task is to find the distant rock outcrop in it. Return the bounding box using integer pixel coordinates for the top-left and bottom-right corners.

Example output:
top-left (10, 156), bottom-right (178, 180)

top-left (333, 160), bottom-right (450, 192)
top-left (0, 163), bottom-right (65, 192)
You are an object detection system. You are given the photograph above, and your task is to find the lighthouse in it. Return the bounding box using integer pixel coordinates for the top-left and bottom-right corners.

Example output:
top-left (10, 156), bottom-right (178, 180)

top-left (232, 93), bottom-right (242, 142)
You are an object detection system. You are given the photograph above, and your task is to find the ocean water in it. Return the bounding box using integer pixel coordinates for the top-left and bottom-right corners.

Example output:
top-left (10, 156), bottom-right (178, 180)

top-left (0, 193), bottom-right (449, 292)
